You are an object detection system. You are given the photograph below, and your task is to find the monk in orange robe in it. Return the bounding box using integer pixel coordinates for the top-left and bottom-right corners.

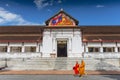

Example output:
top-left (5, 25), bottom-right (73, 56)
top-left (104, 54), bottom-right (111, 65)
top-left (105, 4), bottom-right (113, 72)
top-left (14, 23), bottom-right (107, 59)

top-left (79, 60), bottom-right (85, 77)
top-left (73, 61), bottom-right (79, 75)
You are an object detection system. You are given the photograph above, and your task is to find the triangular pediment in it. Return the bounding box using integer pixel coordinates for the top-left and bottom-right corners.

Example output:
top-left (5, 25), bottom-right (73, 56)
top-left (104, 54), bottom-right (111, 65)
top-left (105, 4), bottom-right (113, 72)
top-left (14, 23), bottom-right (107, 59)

top-left (45, 9), bottom-right (79, 27)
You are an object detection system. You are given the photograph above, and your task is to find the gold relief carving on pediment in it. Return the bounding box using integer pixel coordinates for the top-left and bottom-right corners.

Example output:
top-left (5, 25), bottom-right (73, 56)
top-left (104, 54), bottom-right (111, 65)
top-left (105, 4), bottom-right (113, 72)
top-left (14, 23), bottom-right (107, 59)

top-left (50, 14), bottom-right (74, 26)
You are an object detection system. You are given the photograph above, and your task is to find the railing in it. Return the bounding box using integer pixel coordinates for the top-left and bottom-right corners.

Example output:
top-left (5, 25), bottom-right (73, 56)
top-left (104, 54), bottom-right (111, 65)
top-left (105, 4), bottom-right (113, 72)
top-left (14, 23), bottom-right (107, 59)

top-left (0, 52), bottom-right (42, 58)
top-left (83, 52), bottom-right (120, 58)
top-left (1, 52), bottom-right (120, 58)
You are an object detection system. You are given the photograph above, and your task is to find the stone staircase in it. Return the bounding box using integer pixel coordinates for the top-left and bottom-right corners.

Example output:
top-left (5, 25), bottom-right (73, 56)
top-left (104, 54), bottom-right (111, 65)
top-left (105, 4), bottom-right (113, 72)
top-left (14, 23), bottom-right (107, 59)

top-left (0, 57), bottom-right (120, 70)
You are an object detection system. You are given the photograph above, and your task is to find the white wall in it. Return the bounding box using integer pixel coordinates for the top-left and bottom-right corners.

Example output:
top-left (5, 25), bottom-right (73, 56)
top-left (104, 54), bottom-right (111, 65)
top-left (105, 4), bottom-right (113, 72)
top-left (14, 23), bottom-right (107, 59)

top-left (0, 43), bottom-right (8, 46)
top-left (42, 28), bottom-right (83, 57)
top-left (42, 29), bottom-right (53, 57)
top-left (72, 35), bottom-right (83, 53)
top-left (102, 42), bottom-right (116, 47)
top-left (87, 42), bottom-right (116, 47)
top-left (116, 42), bottom-right (120, 47)
top-left (24, 43), bottom-right (37, 46)
top-left (87, 42), bottom-right (101, 47)
top-left (42, 36), bottom-right (52, 54)
top-left (9, 43), bottom-right (22, 46)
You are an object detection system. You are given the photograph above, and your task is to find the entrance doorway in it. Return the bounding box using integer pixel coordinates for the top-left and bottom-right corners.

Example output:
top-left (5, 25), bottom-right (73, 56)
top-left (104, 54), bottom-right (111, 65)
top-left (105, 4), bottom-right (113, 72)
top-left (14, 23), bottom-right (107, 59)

top-left (57, 40), bottom-right (67, 57)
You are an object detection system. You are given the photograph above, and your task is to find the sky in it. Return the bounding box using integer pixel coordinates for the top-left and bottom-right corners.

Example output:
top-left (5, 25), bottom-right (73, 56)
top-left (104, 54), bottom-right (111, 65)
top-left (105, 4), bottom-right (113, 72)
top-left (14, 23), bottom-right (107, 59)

top-left (0, 0), bottom-right (120, 26)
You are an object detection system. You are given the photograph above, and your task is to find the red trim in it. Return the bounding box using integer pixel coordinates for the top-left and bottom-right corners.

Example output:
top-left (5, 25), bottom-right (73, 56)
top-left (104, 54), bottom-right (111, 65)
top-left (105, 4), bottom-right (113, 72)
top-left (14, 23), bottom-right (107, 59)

top-left (0, 40), bottom-right (42, 43)
top-left (83, 40), bottom-right (120, 42)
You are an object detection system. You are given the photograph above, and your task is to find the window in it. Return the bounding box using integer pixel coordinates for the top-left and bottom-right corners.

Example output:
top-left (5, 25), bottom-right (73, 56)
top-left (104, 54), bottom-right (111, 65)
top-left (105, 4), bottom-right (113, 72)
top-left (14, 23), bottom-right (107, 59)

top-left (10, 47), bottom-right (22, 52)
top-left (118, 47), bottom-right (120, 52)
top-left (0, 46), bottom-right (7, 52)
top-left (103, 47), bottom-right (114, 52)
top-left (88, 47), bottom-right (100, 52)
top-left (25, 47), bottom-right (36, 52)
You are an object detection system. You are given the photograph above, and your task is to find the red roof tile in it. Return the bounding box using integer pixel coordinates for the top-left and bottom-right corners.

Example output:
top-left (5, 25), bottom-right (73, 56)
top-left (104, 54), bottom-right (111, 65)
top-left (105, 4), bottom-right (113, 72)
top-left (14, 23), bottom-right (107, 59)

top-left (0, 36), bottom-right (42, 42)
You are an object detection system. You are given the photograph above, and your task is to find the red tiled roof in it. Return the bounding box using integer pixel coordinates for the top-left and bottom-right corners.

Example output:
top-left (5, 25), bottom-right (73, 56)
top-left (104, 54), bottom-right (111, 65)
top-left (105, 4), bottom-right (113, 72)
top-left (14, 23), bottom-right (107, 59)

top-left (81, 26), bottom-right (120, 42)
top-left (0, 36), bottom-right (42, 42)
top-left (83, 36), bottom-right (120, 42)
top-left (81, 26), bottom-right (120, 34)
top-left (0, 26), bottom-right (44, 34)
top-left (0, 26), bottom-right (120, 42)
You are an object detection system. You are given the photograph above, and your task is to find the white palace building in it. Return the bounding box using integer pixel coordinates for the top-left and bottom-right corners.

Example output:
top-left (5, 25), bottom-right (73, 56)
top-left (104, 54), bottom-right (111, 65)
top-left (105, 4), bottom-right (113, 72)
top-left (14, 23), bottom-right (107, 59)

top-left (0, 10), bottom-right (120, 59)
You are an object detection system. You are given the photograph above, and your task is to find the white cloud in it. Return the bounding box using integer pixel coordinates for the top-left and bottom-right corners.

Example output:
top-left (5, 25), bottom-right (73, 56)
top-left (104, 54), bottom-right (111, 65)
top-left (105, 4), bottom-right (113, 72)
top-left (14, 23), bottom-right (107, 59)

top-left (0, 7), bottom-right (37, 25)
top-left (96, 5), bottom-right (104, 8)
top-left (58, 0), bottom-right (62, 3)
top-left (34, 0), bottom-right (62, 8)
top-left (34, 0), bottom-right (49, 9)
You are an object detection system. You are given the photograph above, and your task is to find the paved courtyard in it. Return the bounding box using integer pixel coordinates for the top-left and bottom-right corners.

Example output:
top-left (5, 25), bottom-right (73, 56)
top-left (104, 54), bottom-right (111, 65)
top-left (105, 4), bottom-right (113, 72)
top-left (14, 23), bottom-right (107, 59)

top-left (0, 75), bottom-right (120, 80)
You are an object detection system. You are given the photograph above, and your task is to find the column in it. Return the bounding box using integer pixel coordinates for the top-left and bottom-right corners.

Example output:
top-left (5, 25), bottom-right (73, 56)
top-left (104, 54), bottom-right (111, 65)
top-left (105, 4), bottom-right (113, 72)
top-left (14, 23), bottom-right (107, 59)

top-left (36, 42), bottom-right (39, 52)
top-left (7, 42), bottom-right (10, 52)
top-left (39, 43), bottom-right (42, 52)
top-left (100, 42), bottom-right (103, 52)
top-left (22, 42), bottom-right (25, 52)
top-left (39, 44), bottom-right (41, 52)
top-left (115, 42), bottom-right (118, 52)
top-left (115, 47), bottom-right (118, 52)
top-left (100, 47), bottom-right (103, 52)
top-left (83, 43), bottom-right (86, 53)
top-left (86, 47), bottom-right (88, 52)
top-left (85, 42), bottom-right (88, 52)
top-left (53, 38), bottom-right (56, 53)
top-left (69, 38), bottom-right (72, 52)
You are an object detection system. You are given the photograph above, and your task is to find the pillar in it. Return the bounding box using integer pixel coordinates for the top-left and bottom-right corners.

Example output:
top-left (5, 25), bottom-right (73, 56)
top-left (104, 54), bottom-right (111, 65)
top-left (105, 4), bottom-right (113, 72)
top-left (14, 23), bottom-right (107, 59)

top-left (85, 42), bottom-right (88, 52)
top-left (100, 47), bottom-right (103, 52)
top-left (53, 38), bottom-right (56, 53)
top-left (115, 42), bottom-right (118, 52)
top-left (86, 47), bottom-right (88, 52)
top-left (100, 42), bottom-right (103, 52)
top-left (7, 42), bottom-right (10, 52)
top-left (69, 38), bottom-right (72, 52)
top-left (22, 42), bottom-right (25, 52)
top-left (36, 42), bottom-right (39, 52)
top-left (115, 47), bottom-right (118, 52)
top-left (83, 43), bottom-right (86, 53)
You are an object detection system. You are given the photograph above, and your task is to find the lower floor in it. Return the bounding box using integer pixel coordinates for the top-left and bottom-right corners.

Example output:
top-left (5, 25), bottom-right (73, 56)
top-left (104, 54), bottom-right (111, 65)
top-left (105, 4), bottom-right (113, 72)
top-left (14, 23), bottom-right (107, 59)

top-left (0, 42), bottom-right (120, 58)
top-left (84, 42), bottom-right (120, 53)
top-left (0, 43), bottom-right (40, 53)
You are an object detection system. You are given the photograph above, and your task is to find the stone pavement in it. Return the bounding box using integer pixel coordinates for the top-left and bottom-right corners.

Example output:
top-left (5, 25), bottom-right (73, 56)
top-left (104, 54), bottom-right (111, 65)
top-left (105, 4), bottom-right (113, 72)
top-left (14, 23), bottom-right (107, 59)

top-left (0, 70), bottom-right (120, 75)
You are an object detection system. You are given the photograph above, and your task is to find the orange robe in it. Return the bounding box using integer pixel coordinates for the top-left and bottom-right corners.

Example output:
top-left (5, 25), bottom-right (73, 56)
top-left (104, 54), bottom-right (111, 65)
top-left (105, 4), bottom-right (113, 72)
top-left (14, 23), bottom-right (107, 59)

top-left (73, 62), bottom-right (79, 75)
top-left (79, 60), bottom-right (85, 76)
